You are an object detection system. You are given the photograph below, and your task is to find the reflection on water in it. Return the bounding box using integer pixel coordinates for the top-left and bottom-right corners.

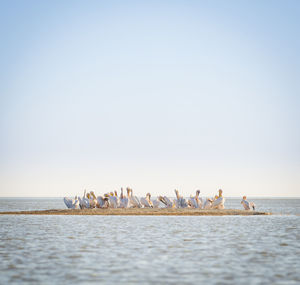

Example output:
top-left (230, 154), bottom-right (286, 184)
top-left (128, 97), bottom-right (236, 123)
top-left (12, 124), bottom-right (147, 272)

top-left (0, 213), bottom-right (300, 284)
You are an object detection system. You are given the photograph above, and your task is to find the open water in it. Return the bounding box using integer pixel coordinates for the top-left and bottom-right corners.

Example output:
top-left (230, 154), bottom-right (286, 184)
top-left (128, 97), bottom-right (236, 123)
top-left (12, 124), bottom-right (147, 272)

top-left (0, 198), bottom-right (299, 284)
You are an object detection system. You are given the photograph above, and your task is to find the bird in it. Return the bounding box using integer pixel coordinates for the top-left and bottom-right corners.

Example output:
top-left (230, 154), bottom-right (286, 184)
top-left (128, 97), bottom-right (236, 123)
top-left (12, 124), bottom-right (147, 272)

top-left (96, 195), bottom-right (107, 208)
top-left (119, 188), bottom-right (129, 208)
top-left (63, 196), bottom-right (80, 209)
top-left (158, 196), bottom-right (175, 208)
top-left (89, 191), bottom-right (99, 208)
top-left (203, 198), bottom-right (213, 209)
top-left (140, 193), bottom-right (153, 208)
top-left (114, 191), bottom-right (121, 207)
top-left (211, 189), bottom-right (225, 209)
top-left (241, 196), bottom-right (255, 210)
top-left (188, 190), bottom-right (202, 208)
top-left (73, 196), bottom-right (80, 209)
top-left (128, 188), bottom-right (142, 208)
top-left (151, 196), bottom-right (161, 208)
top-left (174, 189), bottom-right (188, 208)
top-left (108, 192), bottom-right (118, 208)
top-left (79, 189), bottom-right (90, 209)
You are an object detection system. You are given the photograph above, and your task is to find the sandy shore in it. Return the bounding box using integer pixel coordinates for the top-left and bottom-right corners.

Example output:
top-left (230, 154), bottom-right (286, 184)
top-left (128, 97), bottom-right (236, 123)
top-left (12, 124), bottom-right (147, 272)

top-left (0, 208), bottom-right (271, 216)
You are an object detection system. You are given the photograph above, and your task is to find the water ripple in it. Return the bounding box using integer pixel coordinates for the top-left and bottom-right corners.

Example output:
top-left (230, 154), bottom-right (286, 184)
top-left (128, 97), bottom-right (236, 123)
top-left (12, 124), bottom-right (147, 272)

top-left (0, 215), bottom-right (299, 284)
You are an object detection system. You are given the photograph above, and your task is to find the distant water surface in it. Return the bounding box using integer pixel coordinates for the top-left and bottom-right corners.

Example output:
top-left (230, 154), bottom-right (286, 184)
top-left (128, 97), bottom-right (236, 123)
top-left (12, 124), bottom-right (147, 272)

top-left (0, 198), bottom-right (299, 284)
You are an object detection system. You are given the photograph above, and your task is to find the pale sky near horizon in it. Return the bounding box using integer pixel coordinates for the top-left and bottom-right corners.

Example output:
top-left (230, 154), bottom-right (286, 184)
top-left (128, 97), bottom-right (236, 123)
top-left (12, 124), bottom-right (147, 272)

top-left (0, 0), bottom-right (299, 197)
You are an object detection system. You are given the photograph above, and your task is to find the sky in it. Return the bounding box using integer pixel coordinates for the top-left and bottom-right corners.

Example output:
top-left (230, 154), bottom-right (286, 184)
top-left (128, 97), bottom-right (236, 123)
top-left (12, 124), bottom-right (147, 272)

top-left (0, 0), bottom-right (299, 197)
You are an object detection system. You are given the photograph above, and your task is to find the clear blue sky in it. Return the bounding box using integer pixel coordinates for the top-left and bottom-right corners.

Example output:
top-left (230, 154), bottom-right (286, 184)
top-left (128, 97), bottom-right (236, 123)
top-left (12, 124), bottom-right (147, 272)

top-left (0, 0), bottom-right (299, 197)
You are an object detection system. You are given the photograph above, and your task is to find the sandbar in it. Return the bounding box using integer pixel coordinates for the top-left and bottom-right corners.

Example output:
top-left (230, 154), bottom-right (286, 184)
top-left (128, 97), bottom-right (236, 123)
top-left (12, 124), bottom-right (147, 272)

top-left (0, 208), bottom-right (271, 216)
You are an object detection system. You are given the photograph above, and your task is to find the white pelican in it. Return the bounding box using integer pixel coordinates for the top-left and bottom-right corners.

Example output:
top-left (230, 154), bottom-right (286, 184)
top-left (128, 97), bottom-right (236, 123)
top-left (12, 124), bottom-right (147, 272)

top-left (80, 190), bottom-right (90, 209)
top-left (203, 198), bottom-right (213, 209)
top-left (188, 190), bottom-right (203, 208)
top-left (140, 193), bottom-right (153, 208)
top-left (152, 197), bottom-right (161, 208)
top-left (63, 196), bottom-right (80, 209)
top-left (78, 196), bottom-right (83, 209)
top-left (158, 196), bottom-right (175, 208)
top-left (63, 197), bottom-right (72, 208)
top-left (174, 189), bottom-right (188, 208)
top-left (119, 188), bottom-right (129, 208)
top-left (108, 192), bottom-right (118, 208)
top-left (89, 191), bottom-right (99, 208)
top-left (128, 188), bottom-right (142, 208)
top-left (114, 191), bottom-right (121, 207)
top-left (74, 196), bottom-right (80, 209)
top-left (241, 196), bottom-right (255, 210)
top-left (125, 188), bottom-right (133, 208)
top-left (63, 196), bottom-right (72, 209)
top-left (97, 195), bottom-right (108, 208)
top-left (211, 189), bottom-right (225, 209)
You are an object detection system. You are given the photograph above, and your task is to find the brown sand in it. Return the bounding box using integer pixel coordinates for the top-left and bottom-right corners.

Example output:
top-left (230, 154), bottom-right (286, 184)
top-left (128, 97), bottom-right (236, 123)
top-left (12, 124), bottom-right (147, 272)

top-left (0, 208), bottom-right (271, 216)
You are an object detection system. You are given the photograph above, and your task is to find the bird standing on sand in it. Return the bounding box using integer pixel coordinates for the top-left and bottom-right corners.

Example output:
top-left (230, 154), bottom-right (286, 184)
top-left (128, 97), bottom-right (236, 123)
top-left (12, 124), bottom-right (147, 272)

top-left (119, 188), bottom-right (129, 208)
top-left (174, 189), bottom-right (188, 208)
top-left (158, 196), bottom-right (175, 208)
top-left (63, 196), bottom-right (80, 209)
top-left (241, 196), bottom-right (255, 210)
top-left (140, 193), bottom-right (153, 208)
top-left (188, 190), bottom-right (202, 208)
top-left (211, 189), bottom-right (225, 209)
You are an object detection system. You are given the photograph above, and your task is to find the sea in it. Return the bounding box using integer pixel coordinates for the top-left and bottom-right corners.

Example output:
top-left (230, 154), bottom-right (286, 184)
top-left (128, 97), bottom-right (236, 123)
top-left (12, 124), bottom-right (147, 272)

top-left (0, 198), bottom-right (299, 284)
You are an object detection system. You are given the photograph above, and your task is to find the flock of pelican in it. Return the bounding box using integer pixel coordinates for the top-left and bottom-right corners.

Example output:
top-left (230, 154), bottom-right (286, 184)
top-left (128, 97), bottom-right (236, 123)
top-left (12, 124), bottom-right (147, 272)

top-left (63, 188), bottom-right (227, 210)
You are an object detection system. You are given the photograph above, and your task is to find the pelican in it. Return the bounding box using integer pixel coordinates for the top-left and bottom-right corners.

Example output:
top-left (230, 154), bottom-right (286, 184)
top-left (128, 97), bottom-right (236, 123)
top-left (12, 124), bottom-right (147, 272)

top-left (203, 198), bottom-right (213, 209)
top-left (108, 192), bottom-right (118, 208)
top-left (241, 196), bottom-right (255, 210)
top-left (188, 190), bottom-right (202, 208)
top-left (158, 196), bottom-right (175, 208)
top-left (125, 188), bottom-right (133, 208)
top-left (86, 192), bottom-right (93, 207)
top-left (63, 196), bottom-right (80, 209)
top-left (97, 195), bottom-right (108, 208)
top-left (140, 193), bottom-right (153, 208)
top-left (79, 190), bottom-right (90, 209)
top-left (114, 191), bottom-right (121, 207)
top-left (211, 189), bottom-right (225, 209)
top-left (174, 189), bottom-right (188, 208)
top-left (152, 197), bottom-right (161, 208)
top-left (78, 196), bottom-right (83, 209)
top-left (126, 188), bottom-right (141, 208)
top-left (74, 196), bottom-right (80, 209)
top-left (63, 196), bottom-right (73, 209)
top-left (89, 191), bottom-right (99, 208)
top-left (119, 187), bottom-right (129, 208)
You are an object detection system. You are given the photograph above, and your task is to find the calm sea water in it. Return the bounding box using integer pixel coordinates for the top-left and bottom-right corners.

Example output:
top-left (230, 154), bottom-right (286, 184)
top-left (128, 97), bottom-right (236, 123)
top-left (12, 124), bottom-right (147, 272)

top-left (0, 198), bottom-right (300, 284)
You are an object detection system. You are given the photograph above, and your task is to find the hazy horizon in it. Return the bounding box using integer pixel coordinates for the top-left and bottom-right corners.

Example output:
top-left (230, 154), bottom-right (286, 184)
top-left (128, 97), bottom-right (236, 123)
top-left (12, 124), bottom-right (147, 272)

top-left (1, 1), bottom-right (299, 198)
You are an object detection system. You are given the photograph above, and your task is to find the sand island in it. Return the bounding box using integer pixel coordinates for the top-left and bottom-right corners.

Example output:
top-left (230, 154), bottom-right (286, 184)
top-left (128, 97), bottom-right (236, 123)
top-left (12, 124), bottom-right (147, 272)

top-left (0, 208), bottom-right (270, 216)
